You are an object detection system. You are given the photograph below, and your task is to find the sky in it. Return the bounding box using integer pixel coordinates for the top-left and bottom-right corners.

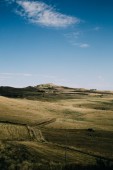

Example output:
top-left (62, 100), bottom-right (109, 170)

top-left (0, 0), bottom-right (113, 90)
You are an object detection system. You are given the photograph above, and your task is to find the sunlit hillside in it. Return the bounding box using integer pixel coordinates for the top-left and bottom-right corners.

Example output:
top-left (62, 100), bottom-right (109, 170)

top-left (0, 84), bottom-right (113, 169)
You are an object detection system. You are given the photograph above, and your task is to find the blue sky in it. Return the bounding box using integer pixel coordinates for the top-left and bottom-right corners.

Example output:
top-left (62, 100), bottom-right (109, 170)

top-left (0, 0), bottom-right (113, 90)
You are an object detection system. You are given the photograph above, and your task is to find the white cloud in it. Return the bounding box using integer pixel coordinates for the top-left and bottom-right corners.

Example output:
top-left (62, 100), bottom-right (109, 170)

top-left (15, 0), bottom-right (80, 28)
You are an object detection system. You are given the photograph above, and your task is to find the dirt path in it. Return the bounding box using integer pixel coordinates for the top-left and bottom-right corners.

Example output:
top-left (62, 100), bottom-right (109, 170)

top-left (0, 119), bottom-right (55, 142)
top-left (26, 125), bottom-right (45, 142)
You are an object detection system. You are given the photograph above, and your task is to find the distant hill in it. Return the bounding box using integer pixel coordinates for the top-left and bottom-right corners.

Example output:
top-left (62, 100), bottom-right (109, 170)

top-left (0, 83), bottom-right (112, 100)
top-left (35, 83), bottom-right (58, 88)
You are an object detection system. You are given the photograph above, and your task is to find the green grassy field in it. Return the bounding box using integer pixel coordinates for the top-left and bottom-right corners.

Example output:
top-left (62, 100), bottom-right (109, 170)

top-left (0, 85), bottom-right (113, 169)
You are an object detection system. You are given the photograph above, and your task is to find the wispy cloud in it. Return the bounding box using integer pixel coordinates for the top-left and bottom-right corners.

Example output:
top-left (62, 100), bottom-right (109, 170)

top-left (79, 43), bottom-right (90, 48)
top-left (67, 40), bottom-right (90, 48)
top-left (14, 0), bottom-right (80, 28)
top-left (93, 26), bottom-right (101, 31)
top-left (64, 25), bottom-right (102, 48)
top-left (64, 31), bottom-right (90, 48)
top-left (0, 72), bottom-right (66, 87)
top-left (0, 73), bottom-right (32, 77)
top-left (64, 31), bottom-right (80, 39)
top-left (0, 73), bottom-right (59, 79)
top-left (5, 0), bottom-right (14, 4)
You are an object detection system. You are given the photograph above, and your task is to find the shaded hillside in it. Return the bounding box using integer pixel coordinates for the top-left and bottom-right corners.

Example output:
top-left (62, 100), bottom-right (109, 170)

top-left (0, 84), bottom-right (112, 100)
top-left (0, 86), bottom-right (43, 99)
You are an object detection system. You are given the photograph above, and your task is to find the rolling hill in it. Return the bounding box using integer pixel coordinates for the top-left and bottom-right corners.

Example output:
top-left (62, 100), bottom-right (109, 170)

top-left (0, 83), bottom-right (112, 100)
top-left (0, 84), bottom-right (113, 170)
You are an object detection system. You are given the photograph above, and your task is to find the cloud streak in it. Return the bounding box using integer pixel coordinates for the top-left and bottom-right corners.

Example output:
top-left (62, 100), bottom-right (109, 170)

top-left (0, 73), bottom-right (58, 79)
top-left (79, 43), bottom-right (90, 48)
top-left (64, 31), bottom-right (90, 48)
top-left (0, 73), bottom-right (32, 77)
top-left (15, 0), bottom-right (80, 28)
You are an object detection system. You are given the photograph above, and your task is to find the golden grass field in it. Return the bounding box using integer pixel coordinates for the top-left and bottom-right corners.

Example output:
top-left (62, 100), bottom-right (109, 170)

top-left (0, 90), bottom-right (113, 169)
top-left (0, 95), bottom-right (113, 130)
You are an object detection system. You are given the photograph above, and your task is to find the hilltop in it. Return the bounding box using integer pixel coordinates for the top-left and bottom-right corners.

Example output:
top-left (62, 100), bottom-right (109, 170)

top-left (0, 83), bottom-right (112, 100)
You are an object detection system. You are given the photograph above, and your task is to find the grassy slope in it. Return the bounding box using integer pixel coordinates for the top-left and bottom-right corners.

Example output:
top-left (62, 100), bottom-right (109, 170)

top-left (0, 95), bottom-right (113, 130)
top-left (0, 91), bottom-right (113, 169)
